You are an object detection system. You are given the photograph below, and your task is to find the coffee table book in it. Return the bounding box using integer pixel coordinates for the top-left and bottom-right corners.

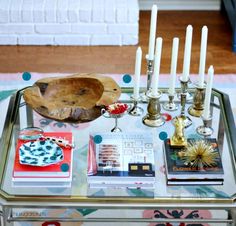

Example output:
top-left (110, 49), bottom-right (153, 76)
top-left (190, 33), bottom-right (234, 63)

top-left (87, 132), bottom-right (156, 189)
top-left (12, 132), bottom-right (73, 187)
top-left (163, 138), bottom-right (224, 185)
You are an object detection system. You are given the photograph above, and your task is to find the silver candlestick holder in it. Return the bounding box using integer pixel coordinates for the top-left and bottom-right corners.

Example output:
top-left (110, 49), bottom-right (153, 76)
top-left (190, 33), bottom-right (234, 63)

top-left (163, 93), bottom-right (178, 111)
top-left (142, 90), bottom-right (165, 127)
top-left (188, 83), bottom-right (206, 117)
top-left (128, 97), bottom-right (144, 116)
top-left (146, 56), bottom-right (154, 91)
top-left (173, 77), bottom-right (192, 128)
top-left (178, 76), bottom-right (193, 101)
top-left (140, 55), bottom-right (154, 102)
top-left (196, 116), bottom-right (213, 137)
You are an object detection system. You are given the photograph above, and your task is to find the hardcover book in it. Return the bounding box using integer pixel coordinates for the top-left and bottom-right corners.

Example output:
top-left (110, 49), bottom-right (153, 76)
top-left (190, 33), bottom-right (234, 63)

top-left (87, 132), bottom-right (156, 189)
top-left (12, 132), bottom-right (73, 187)
top-left (163, 138), bottom-right (224, 185)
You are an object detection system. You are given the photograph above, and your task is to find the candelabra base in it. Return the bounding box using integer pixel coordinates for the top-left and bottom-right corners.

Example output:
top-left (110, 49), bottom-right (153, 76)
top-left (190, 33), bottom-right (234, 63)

top-left (196, 117), bottom-right (213, 137)
top-left (196, 125), bottom-right (213, 137)
top-left (142, 90), bottom-right (165, 127)
top-left (188, 84), bottom-right (205, 117)
top-left (111, 127), bottom-right (122, 133)
top-left (173, 115), bottom-right (192, 128)
top-left (163, 102), bottom-right (178, 111)
top-left (142, 115), bottom-right (165, 127)
top-left (188, 106), bottom-right (203, 117)
top-left (128, 105), bottom-right (144, 116)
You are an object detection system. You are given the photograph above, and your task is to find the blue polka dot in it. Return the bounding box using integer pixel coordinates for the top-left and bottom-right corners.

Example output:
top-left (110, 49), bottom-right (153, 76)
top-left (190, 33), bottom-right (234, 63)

top-left (94, 135), bottom-right (102, 144)
top-left (61, 163), bottom-right (69, 172)
top-left (159, 131), bottom-right (168, 141)
top-left (22, 72), bottom-right (31, 81)
top-left (123, 74), bottom-right (132, 83)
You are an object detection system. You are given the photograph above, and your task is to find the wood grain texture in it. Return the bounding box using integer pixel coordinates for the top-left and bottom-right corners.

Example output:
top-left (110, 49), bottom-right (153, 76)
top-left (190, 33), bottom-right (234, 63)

top-left (0, 11), bottom-right (235, 74)
top-left (23, 73), bottom-right (121, 123)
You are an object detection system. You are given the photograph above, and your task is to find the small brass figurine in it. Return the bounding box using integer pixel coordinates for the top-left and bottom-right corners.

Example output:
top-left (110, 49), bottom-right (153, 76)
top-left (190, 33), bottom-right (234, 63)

top-left (170, 117), bottom-right (187, 147)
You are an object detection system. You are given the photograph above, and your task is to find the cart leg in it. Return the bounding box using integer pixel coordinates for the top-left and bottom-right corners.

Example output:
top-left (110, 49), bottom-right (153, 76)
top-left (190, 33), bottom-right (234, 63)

top-left (26, 104), bottom-right (34, 127)
top-left (2, 207), bottom-right (12, 226)
top-left (228, 208), bottom-right (236, 226)
top-left (0, 210), bottom-right (3, 226)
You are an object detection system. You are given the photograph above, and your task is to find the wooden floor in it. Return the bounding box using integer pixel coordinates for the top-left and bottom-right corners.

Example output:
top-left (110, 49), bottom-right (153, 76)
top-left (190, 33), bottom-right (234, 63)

top-left (0, 10), bottom-right (235, 75)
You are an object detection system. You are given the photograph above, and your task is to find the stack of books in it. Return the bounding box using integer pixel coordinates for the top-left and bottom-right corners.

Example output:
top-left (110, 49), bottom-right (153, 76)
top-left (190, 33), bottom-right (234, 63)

top-left (163, 138), bottom-right (224, 185)
top-left (87, 132), bottom-right (156, 189)
top-left (12, 132), bottom-right (73, 187)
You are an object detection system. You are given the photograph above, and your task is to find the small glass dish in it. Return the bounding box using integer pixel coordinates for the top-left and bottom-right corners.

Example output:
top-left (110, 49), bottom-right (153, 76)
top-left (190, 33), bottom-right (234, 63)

top-left (19, 127), bottom-right (44, 141)
top-left (101, 103), bottom-right (128, 132)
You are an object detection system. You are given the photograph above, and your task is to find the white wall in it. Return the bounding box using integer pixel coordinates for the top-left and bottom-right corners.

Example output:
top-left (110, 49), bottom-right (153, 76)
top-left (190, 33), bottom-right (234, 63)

top-left (0, 0), bottom-right (139, 46)
top-left (139, 0), bottom-right (220, 10)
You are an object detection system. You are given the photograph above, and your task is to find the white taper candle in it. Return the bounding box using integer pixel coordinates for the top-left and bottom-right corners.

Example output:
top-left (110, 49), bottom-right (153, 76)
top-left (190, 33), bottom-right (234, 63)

top-left (169, 37), bottom-right (179, 95)
top-left (182, 25), bottom-right (193, 82)
top-left (147, 5), bottom-right (158, 60)
top-left (133, 47), bottom-right (142, 100)
top-left (198, 26), bottom-right (208, 88)
top-left (202, 65), bottom-right (214, 119)
top-left (151, 37), bottom-right (163, 96)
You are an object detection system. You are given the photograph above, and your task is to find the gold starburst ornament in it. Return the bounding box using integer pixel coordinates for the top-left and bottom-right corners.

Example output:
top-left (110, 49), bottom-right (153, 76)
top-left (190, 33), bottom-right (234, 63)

top-left (180, 140), bottom-right (220, 168)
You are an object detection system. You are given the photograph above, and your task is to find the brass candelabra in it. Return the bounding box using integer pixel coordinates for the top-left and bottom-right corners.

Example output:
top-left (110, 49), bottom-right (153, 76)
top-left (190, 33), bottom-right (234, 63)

top-left (188, 83), bottom-right (206, 117)
top-left (142, 90), bottom-right (165, 127)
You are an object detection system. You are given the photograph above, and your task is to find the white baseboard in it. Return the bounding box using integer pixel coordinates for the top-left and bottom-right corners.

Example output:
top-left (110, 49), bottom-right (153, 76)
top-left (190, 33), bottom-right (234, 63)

top-left (139, 0), bottom-right (220, 10)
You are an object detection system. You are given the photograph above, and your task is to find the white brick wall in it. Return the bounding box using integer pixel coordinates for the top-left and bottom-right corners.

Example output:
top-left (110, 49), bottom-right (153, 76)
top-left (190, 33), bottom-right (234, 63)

top-left (0, 0), bottom-right (139, 46)
top-left (33, 0), bottom-right (45, 23)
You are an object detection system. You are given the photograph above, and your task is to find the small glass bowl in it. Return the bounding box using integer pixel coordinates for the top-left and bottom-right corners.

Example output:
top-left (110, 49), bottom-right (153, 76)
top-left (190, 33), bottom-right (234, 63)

top-left (19, 127), bottom-right (44, 141)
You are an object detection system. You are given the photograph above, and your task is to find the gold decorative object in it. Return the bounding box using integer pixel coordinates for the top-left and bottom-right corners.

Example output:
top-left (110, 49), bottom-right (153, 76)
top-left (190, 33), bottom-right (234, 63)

top-left (181, 140), bottom-right (219, 168)
top-left (23, 73), bottom-right (121, 123)
top-left (188, 84), bottom-right (205, 117)
top-left (170, 117), bottom-right (187, 147)
top-left (142, 90), bottom-right (165, 127)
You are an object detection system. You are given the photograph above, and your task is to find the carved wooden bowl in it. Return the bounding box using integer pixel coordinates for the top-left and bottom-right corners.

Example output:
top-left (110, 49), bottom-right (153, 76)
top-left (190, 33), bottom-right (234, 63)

top-left (23, 73), bottom-right (121, 123)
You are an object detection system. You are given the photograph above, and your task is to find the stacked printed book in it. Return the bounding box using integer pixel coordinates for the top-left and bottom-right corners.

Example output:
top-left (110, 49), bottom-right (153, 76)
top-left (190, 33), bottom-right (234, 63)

top-left (12, 132), bottom-right (73, 187)
top-left (87, 132), bottom-right (156, 189)
top-left (163, 138), bottom-right (224, 185)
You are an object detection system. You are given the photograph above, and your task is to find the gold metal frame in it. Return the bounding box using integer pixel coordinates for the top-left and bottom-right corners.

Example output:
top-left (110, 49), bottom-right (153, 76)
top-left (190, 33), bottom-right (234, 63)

top-left (0, 87), bottom-right (236, 224)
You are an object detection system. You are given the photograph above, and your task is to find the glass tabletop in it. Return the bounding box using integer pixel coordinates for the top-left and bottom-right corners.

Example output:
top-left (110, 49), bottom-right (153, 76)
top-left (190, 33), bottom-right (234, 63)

top-left (0, 86), bottom-right (236, 205)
